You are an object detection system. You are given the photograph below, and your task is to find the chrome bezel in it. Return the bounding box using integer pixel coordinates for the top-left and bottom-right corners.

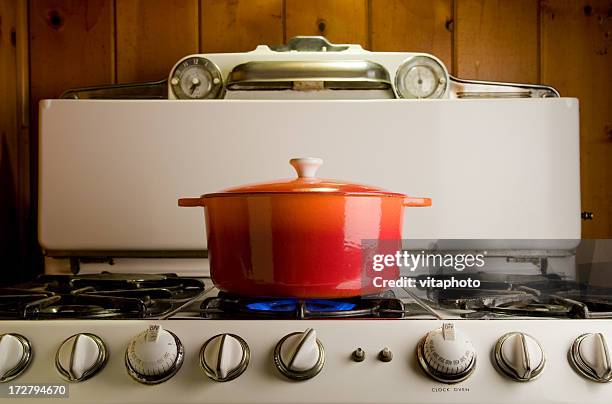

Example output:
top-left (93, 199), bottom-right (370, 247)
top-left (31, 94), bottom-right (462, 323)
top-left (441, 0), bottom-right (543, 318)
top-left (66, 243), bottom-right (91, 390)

top-left (569, 333), bottom-right (612, 383)
top-left (125, 330), bottom-right (184, 385)
top-left (0, 333), bottom-right (32, 383)
top-left (274, 332), bottom-right (325, 381)
top-left (416, 336), bottom-right (476, 384)
top-left (200, 333), bottom-right (250, 382)
top-left (395, 55), bottom-right (448, 99)
top-left (493, 332), bottom-right (545, 382)
top-left (55, 333), bottom-right (108, 382)
top-left (170, 56), bottom-right (223, 99)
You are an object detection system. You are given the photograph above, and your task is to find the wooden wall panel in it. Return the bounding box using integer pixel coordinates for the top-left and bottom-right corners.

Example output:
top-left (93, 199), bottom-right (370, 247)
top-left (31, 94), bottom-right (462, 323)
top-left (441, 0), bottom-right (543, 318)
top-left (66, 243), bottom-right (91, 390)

top-left (286, 0), bottom-right (368, 46)
top-left (455, 0), bottom-right (539, 83)
top-left (370, 0), bottom-right (452, 68)
top-left (116, 0), bottom-right (199, 83)
top-left (541, 0), bottom-right (612, 238)
top-left (200, 0), bottom-right (283, 52)
top-left (0, 0), bottom-right (19, 281)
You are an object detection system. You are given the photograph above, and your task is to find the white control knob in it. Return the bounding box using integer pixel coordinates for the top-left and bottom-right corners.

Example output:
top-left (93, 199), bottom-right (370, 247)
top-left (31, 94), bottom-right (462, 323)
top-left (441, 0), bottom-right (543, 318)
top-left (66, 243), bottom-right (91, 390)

top-left (0, 334), bottom-right (32, 382)
top-left (494, 332), bottom-right (545, 381)
top-left (417, 323), bottom-right (476, 383)
top-left (200, 334), bottom-right (250, 382)
top-left (56, 333), bottom-right (107, 382)
top-left (274, 328), bottom-right (325, 380)
top-left (125, 325), bottom-right (184, 384)
top-left (570, 333), bottom-right (612, 383)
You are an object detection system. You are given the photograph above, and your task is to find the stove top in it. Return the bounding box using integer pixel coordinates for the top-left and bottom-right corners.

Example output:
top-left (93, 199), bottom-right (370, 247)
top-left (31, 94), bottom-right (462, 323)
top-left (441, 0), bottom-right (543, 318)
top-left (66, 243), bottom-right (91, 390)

top-left (3, 272), bottom-right (612, 320)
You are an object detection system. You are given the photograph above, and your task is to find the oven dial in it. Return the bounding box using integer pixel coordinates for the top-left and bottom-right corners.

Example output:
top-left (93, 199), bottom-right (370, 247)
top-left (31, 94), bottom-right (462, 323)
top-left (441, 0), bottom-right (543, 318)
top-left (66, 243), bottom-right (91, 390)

top-left (569, 333), bottom-right (612, 383)
top-left (56, 333), bottom-right (108, 382)
top-left (0, 333), bottom-right (32, 383)
top-left (274, 328), bottom-right (324, 380)
top-left (417, 323), bottom-right (476, 383)
top-left (125, 325), bottom-right (184, 384)
top-left (493, 332), bottom-right (545, 381)
top-left (200, 334), bottom-right (250, 382)
top-left (170, 57), bottom-right (223, 99)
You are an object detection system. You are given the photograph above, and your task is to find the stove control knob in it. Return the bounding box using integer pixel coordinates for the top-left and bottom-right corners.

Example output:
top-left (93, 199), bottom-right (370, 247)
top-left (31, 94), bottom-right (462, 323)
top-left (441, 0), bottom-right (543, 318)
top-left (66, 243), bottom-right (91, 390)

top-left (417, 323), bottom-right (476, 384)
top-left (570, 333), bottom-right (612, 383)
top-left (493, 332), bottom-right (545, 381)
top-left (0, 334), bottom-right (32, 382)
top-left (125, 325), bottom-right (184, 384)
top-left (274, 328), bottom-right (324, 380)
top-left (200, 334), bottom-right (250, 382)
top-left (56, 333), bottom-right (108, 382)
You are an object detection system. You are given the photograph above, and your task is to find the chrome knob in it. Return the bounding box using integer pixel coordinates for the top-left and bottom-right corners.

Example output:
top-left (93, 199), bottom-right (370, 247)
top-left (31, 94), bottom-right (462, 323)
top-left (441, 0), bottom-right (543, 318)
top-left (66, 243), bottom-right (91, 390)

top-left (0, 334), bottom-right (32, 382)
top-left (125, 325), bottom-right (184, 384)
top-left (570, 333), bottom-right (612, 383)
top-left (493, 332), bottom-right (545, 381)
top-left (56, 333), bottom-right (107, 382)
top-left (417, 323), bottom-right (476, 384)
top-left (200, 334), bottom-right (250, 382)
top-left (274, 328), bottom-right (324, 380)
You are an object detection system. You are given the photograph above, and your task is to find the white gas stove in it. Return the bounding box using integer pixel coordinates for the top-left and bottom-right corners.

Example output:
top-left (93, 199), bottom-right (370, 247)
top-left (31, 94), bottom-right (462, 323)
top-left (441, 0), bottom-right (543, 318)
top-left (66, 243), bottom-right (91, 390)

top-left (1, 37), bottom-right (609, 403)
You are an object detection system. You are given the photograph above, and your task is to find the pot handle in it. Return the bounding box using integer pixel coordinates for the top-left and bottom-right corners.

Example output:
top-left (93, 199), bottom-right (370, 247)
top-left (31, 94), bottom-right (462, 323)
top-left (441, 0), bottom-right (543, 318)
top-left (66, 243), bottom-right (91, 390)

top-left (178, 197), bottom-right (205, 207)
top-left (403, 197), bottom-right (432, 207)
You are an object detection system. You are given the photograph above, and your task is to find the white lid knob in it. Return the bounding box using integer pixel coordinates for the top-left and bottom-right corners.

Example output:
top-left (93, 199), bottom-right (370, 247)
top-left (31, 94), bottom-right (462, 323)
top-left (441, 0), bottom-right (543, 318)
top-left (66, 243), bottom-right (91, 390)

top-left (290, 157), bottom-right (323, 179)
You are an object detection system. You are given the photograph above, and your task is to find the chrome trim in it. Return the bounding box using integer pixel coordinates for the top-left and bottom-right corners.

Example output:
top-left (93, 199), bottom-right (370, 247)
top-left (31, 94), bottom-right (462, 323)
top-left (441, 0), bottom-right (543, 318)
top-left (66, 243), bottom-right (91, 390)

top-left (449, 76), bottom-right (559, 98)
top-left (55, 333), bottom-right (108, 382)
top-left (125, 330), bottom-right (184, 385)
top-left (569, 333), bottom-right (612, 383)
top-left (60, 80), bottom-right (168, 99)
top-left (493, 332), bottom-right (545, 382)
top-left (226, 60), bottom-right (392, 91)
top-left (0, 334), bottom-right (32, 383)
top-left (273, 331), bottom-right (325, 381)
top-left (200, 334), bottom-right (250, 382)
top-left (270, 36), bottom-right (350, 52)
top-left (416, 336), bottom-right (476, 384)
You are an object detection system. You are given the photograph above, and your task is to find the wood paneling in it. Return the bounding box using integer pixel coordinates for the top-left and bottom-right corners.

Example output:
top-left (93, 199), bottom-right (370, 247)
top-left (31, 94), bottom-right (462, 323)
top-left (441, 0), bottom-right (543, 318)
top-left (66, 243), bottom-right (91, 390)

top-left (286, 0), bottom-right (368, 47)
top-left (370, 0), bottom-right (452, 68)
top-left (116, 0), bottom-right (199, 83)
top-left (541, 0), bottom-right (612, 237)
top-left (455, 0), bottom-right (539, 83)
top-left (0, 0), bottom-right (20, 280)
top-left (200, 0), bottom-right (283, 52)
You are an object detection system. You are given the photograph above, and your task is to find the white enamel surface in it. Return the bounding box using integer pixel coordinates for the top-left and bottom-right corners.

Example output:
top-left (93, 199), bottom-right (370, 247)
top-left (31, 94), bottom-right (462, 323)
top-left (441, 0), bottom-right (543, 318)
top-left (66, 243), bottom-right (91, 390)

top-left (203, 334), bottom-right (244, 379)
top-left (279, 329), bottom-right (320, 372)
top-left (423, 325), bottom-right (475, 376)
top-left (57, 334), bottom-right (101, 379)
top-left (1, 319), bottom-right (611, 403)
top-left (126, 327), bottom-right (178, 377)
top-left (0, 334), bottom-right (24, 379)
top-left (499, 333), bottom-right (544, 379)
top-left (39, 98), bottom-right (580, 252)
top-left (578, 333), bottom-right (611, 379)
top-left (289, 157), bottom-right (323, 179)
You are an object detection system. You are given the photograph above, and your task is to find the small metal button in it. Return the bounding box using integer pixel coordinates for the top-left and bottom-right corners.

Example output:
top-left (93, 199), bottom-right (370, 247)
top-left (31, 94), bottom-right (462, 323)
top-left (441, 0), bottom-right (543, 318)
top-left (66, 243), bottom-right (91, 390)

top-left (378, 347), bottom-right (393, 362)
top-left (352, 348), bottom-right (365, 362)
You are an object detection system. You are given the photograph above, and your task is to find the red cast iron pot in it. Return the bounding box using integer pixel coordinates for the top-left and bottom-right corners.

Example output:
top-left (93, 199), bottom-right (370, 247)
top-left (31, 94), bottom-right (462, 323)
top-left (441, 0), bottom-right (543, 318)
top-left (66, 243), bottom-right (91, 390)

top-left (178, 158), bottom-right (431, 298)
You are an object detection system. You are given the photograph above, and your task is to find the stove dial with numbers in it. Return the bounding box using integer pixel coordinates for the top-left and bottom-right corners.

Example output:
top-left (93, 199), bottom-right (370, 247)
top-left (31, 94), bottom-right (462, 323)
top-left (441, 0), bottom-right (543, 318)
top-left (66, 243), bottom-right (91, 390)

top-left (0, 333), bottom-right (32, 383)
top-left (493, 332), bottom-right (545, 381)
top-left (274, 328), bottom-right (325, 380)
top-left (569, 333), bottom-right (612, 383)
top-left (395, 55), bottom-right (448, 99)
top-left (170, 57), bottom-right (223, 99)
top-left (417, 323), bottom-right (476, 384)
top-left (200, 334), bottom-right (250, 382)
top-left (56, 333), bottom-right (108, 382)
top-left (125, 325), bottom-right (184, 384)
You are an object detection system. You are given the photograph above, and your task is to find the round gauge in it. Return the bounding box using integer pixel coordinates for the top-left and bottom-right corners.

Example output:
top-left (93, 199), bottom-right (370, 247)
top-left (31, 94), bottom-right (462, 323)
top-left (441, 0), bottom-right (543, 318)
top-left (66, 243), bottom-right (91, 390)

top-left (395, 56), bottom-right (448, 99)
top-left (170, 57), bottom-right (223, 99)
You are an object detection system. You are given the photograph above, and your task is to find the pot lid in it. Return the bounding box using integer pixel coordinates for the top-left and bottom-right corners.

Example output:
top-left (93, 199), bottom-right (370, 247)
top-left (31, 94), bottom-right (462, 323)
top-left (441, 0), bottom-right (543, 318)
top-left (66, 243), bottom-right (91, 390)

top-left (204, 157), bottom-right (405, 197)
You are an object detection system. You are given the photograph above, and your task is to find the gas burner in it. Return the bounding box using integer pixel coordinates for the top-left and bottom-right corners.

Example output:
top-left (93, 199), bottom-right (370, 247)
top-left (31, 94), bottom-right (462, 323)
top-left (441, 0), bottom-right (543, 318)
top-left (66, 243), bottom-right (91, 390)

top-left (0, 273), bottom-right (205, 319)
top-left (200, 291), bottom-right (405, 319)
